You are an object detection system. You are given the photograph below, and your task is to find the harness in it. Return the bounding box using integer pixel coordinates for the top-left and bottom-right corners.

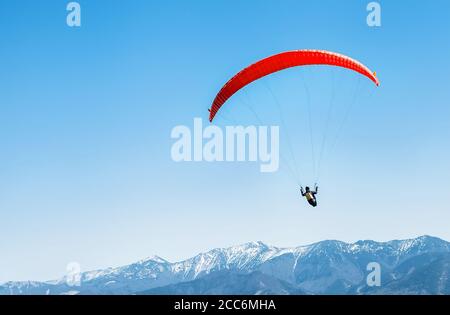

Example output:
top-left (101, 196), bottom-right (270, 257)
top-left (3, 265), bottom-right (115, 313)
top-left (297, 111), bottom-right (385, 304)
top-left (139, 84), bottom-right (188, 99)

top-left (305, 192), bottom-right (314, 201)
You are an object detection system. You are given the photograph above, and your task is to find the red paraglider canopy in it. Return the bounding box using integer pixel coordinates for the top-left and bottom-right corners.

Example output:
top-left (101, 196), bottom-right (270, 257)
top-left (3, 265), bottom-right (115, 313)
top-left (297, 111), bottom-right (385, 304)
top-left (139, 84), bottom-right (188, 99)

top-left (209, 49), bottom-right (379, 122)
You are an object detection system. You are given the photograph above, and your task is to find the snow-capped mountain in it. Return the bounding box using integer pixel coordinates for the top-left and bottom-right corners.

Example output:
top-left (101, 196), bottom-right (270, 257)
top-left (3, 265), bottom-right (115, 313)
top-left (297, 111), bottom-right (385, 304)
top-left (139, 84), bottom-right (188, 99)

top-left (1, 235), bottom-right (449, 295)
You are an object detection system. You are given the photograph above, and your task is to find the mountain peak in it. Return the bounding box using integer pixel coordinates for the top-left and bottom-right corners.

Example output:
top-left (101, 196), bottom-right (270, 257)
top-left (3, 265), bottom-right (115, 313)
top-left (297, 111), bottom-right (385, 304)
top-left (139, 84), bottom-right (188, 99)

top-left (416, 235), bottom-right (443, 242)
top-left (224, 241), bottom-right (276, 256)
top-left (241, 241), bottom-right (269, 248)
top-left (139, 255), bottom-right (169, 264)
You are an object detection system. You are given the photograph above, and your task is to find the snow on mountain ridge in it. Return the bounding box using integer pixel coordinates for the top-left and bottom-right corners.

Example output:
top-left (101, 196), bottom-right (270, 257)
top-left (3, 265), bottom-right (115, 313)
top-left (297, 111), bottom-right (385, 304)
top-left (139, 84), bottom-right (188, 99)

top-left (138, 255), bottom-right (169, 265)
top-left (1, 235), bottom-right (449, 295)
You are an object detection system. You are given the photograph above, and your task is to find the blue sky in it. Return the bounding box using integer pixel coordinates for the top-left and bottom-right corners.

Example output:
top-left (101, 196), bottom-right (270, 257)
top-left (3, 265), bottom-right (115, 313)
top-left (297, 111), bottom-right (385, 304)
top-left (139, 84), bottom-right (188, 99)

top-left (1, 0), bottom-right (449, 282)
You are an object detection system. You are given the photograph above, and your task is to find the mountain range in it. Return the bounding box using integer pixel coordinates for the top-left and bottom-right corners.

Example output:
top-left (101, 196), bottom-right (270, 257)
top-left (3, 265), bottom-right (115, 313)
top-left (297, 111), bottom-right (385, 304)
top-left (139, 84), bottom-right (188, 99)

top-left (1, 235), bottom-right (449, 295)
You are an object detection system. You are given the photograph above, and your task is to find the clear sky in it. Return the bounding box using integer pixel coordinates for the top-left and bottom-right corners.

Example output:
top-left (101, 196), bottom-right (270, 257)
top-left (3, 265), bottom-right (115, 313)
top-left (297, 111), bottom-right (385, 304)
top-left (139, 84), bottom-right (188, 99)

top-left (1, 0), bottom-right (449, 282)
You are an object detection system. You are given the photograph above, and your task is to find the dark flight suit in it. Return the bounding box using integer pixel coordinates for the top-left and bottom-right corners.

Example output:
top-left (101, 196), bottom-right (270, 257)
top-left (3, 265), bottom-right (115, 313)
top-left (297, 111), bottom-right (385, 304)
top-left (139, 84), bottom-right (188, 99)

top-left (301, 187), bottom-right (318, 207)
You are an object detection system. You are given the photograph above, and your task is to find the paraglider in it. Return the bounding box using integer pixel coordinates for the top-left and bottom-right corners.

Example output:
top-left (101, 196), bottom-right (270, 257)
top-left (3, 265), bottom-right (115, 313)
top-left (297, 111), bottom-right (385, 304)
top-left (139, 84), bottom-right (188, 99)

top-left (209, 49), bottom-right (379, 207)
top-left (301, 185), bottom-right (319, 207)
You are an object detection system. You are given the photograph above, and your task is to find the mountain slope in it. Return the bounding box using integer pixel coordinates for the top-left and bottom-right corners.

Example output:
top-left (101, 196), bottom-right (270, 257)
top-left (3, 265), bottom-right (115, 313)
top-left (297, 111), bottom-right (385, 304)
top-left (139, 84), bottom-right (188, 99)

top-left (140, 270), bottom-right (305, 295)
top-left (357, 252), bottom-right (450, 295)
